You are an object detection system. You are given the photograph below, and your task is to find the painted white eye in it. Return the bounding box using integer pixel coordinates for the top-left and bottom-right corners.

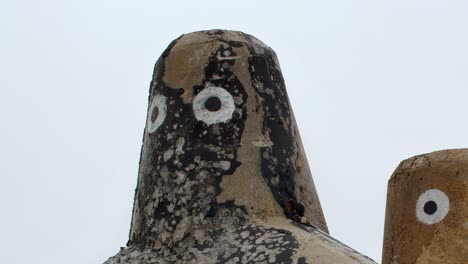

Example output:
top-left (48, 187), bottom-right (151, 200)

top-left (147, 95), bottom-right (167, 133)
top-left (416, 189), bottom-right (449, 225)
top-left (192, 86), bottom-right (235, 125)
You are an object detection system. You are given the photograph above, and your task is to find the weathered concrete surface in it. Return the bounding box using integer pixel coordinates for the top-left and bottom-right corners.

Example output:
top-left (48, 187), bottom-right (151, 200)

top-left (106, 217), bottom-right (376, 264)
top-left (105, 30), bottom-right (376, 263)
top-left (382, 149), bottom-right (468, 264)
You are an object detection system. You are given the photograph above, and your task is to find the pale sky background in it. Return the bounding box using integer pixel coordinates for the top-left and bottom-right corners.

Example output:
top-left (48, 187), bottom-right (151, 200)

top-left (1, 1), bottom-right (468, 263)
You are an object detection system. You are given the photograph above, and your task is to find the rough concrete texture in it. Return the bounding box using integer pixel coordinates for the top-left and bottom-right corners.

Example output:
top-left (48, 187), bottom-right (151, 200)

top-left (382, 149), bottom-right (468, 264)
top-left (105, 30), bottom-right (376, 263)
top-left (106, 217), bottom-right (376, 264)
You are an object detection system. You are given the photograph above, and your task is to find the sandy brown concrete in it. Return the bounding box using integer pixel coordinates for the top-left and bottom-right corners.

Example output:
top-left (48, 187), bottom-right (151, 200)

top-left (382, 149), bottom-right (468, 264)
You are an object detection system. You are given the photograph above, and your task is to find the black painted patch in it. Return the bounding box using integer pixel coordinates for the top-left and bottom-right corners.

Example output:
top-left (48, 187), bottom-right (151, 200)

top-left (215, 224), bottom-right (299, 264)
top-left (245, 37), bottom-right (298, 218)
top-left (205, 96), bottom-right (222, 112)
top-left (297, 256), bottom-right (309, 264)
top-left (424, 200), bottom-right (437, 215)
top-left (150, 105), bottom-right (159, 122)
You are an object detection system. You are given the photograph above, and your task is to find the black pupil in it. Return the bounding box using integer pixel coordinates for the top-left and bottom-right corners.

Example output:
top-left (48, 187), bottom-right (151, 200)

top-left (424, 201), bottom-right (438, 215)
top-left (204, 96), bottom-right (222, 112)
top-left (151, 106), bottom-right (159, 122)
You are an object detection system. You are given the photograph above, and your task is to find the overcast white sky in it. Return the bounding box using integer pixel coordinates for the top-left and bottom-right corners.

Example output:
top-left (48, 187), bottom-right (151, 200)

top-left (1, 1), bottom-right (467, 263)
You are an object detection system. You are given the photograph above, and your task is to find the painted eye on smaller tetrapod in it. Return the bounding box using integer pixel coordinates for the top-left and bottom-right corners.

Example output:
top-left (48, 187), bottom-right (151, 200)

top-left (415, 189), bottom-right (450, 225)
top-left (193, 86), bottom-right (235, 125)
top-left (147, 95), bottom-right (167, 133)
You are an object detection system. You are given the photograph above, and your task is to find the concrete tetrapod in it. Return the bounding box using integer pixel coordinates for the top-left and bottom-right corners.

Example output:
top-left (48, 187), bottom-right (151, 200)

top-left (382, 149), bottom-right (468, 264)
top-left (105, 30), bottom-right (376, 264)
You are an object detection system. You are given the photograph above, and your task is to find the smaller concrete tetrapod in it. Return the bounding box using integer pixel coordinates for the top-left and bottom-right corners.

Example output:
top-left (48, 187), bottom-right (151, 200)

top-left (382, 149), bottom-right (468, 264)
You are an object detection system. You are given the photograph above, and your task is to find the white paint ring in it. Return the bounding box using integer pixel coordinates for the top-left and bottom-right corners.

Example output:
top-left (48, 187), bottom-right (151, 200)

top-left (147, 95), bottom-right (167, 133)
top-left (416, 188), bottom-right (450, 225)
top-left (193, 86), bottom-right (235, 125)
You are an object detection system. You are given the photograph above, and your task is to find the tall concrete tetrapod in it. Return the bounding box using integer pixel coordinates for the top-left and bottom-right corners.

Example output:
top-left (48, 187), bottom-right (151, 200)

top-left (383, 149), bottom-right (468, 264)
top-left (105, 30), bottom-right (376, 264)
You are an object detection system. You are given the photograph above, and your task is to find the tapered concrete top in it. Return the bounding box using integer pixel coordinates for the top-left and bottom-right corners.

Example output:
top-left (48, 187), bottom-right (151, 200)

top-left (382, 149), bottom-right (468, 264)
top-left (105, 30), bottom-right (380, 263)
top-left (129, 30), bottom-right (328, 248)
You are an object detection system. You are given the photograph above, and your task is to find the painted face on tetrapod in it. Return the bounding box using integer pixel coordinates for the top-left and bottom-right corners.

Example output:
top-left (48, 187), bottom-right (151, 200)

top-left (146, 60), bottom-right (246, 172)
